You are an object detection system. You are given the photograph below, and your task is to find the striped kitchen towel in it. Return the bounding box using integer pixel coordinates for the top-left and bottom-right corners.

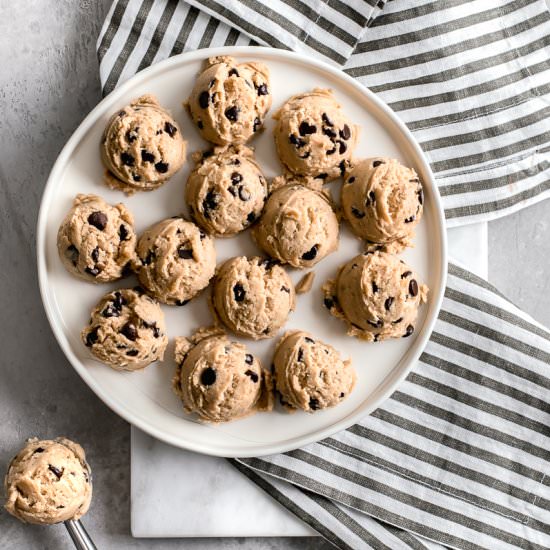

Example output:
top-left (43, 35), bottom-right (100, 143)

top-left (97, 0), bottom-right (550, 226)
top-left (96, 1), bottom-right (550, 548)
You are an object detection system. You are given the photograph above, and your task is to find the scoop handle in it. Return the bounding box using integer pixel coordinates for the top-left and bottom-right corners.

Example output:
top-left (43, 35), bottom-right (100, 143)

top-left (64, 519), bottom-right (98, 550)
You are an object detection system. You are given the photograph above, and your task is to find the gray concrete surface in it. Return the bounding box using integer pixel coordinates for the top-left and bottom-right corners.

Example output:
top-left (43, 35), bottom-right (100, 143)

top-left (0, 1), bottom-right (548, 549)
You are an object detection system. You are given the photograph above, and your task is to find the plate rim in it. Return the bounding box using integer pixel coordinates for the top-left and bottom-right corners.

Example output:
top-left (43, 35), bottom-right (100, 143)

top-left (37, 46), bottom-right (448, 457)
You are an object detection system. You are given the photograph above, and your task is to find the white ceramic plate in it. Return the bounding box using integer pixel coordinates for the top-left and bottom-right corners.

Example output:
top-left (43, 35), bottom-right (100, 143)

top-left (37, 47), bottom-right (447, 458)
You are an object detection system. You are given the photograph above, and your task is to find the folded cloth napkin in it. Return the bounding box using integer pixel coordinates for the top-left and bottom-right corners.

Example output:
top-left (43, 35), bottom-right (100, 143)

top-left (97, 1), bottom-right (550, 548)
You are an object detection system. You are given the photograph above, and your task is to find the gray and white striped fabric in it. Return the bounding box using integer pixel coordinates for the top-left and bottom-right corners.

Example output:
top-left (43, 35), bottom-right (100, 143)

top-left (96, 1), bottom-right (550, 548)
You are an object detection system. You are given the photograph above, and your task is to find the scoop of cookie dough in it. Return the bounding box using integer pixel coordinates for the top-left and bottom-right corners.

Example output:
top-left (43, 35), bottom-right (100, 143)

top-left (101, 94), bottom-right (186, 192)
top-left (57, 194), bottom-right (137, 283)
top-left (186, 144), bottom-right (268, 236)
top-left (136, 217), bottom-right (216, 305)
top-left (323, 251), bottom-right (428, 342)
top-left (273, 88), bottom-right (357, 181)
top-left (273, 331), bottom-right (356, 412)
top-left (4, 437), bottom-right (92, 525)
top-left (81, 287), bottom-right (168, 370)
top-left (173, 327), bottom-right (274, 422)
top-left (342, 158), bottom-right (423, 247)
top-left (188, 56), bottom-right (272, 145)
top-left (253, 184), bottom-right (339, 268)
top-left (210, 256), bottom-right (296, 339)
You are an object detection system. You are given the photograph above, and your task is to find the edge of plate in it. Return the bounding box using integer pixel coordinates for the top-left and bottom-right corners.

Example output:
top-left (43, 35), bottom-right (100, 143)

top-left (37, 46), bottom-right (448, 458)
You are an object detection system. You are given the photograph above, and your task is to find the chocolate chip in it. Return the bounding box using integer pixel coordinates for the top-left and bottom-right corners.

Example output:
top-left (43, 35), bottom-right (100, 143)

top-left (48, 465), bottom-right (63, 479)
top-left (385, 297), bottom-right (394, 310)
top-left (324, 297), bottom-right (334, 309)
top-left (301, 244), bottom-right (318, 261)
top-left (299, 121), bottom-right (316, 135)
top-left (119, 224), bottom-right (129, 241)
top-left (339, 160), bottom-right (347, 176)
top-left (351, 206), bottom-right (366, 219)
top-left (202, 190), bottom-right (219, 218)
top-left (247, 212), bottom-right (256, 224)
top-left (141, 150), bottom-right (155, 163)
top-left (67, 244), bottom-right (79, 265)
top-left (403, 325), bottom-right (414, 338)
top-left (176, 299), bottom-right (190, 306)
top-left (201, 367), bottom-right (216, 385)
top-left (228, 185), bottom-right (237, 197)
top-left (401, 271), bottom-right (412, 279)
top-left (34, 447), bottom-right (45, 454)
top-left (372, 281), bottom-right (379, 293)
top-left (153, 327), bottom-right (160, 338)
top-left (85, 266), bottom-right (100, 277)
top-left (225, 106), bottom-right (239, 121)
top-left (373, 160), bottom-right (385, 167)
top-left (209, 79), bottom-right (216, 88)
top-left (338, 141), bottom-right (347, 154)
top-left (304, 337), bottom-right (314, 344)
top-left (297, 348), bottom-right (304, 362)
top-left (199, 91), bottom-right (210, 108)
top-left (156, 129), bottom-right (163, 135)
top-left (340, 392), bottom-right (345, 398)
top-left (197, 120), bottom-right (204, 129)
top-left (85, 328), bottom-right (98, 347)
top-left (238, 187), bottom-right (251, 201)
top-left (126, 128), bottom-right (139, 142)
top-left (202, 150), bottom-right (213, 160)
top-left (367, 318), bottom-right (383, 328)
top-left (347, 176), bottom-right (355, 184)
top-left (91, 247), bottom-right (99, 263)
top-left (88, 211), bottom-right (108, 230)
top-left (300, 151), bottom-right (311, 159)
top-left (340, 125), bottom-right (351, 140)
top-left (418, 188), bottom-right (424, 205)
top-left (177, 247), bottom-right (193, 259)
top-left (120, 152), bottom-right (135, 166)
top-left (233, 284), bottom-right (246, 302)
top-left (118, 110), bottom-right (126, 117)
top-left (155, 161), bottom-right (169, 173)
top-left (365, 191), bottom-right (376, 207)
top-left (231, 172), bottom-right (243, 185)
top-left (322, 113), bottom-right (333, 126)
top-left (404, 215), bottom-right (416, 223)
top-left (289, 134), bottom-right (306, 147)
top-left (326, 146), bottom-right (336, 155)
top-left (317, 172), bottom-right (328, 180)
top-left (309, 398), bottom-right (319, 411)
top-left (164, 121), bottom-right (177, 137)
top-left (253, 117), bottom-right (261, 132)
top-left (257, 83), bottom-right (268, 96)
top-left (132, 173), bottom-right (141, 182)
top-left (121, 322), bottom-right (138, 341)
top-left (245, 354), bottom-right (254, 365)
top-left (392, 317), bottom-right (403, 324)
top-left (245, 369), bottom-right (259, 383)
top-left (125, 349), bottom-right (138, 357)
top-left (281, 285), bottom-right (290, 293)
top-left (228, 68), bottom-right (239, 77)
top-left (113, 291), bottom-right (126, 310)
top-left (323, 127), bottom-right (337, 139)
top-left (409, 279), bottom-right (419, 297)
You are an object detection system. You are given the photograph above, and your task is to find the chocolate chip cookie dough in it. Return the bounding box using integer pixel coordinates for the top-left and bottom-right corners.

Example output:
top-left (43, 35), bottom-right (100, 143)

top-left (82, 288), bottom-right (168, 370)
top-left (187, 56), bottom-right (272, 145)
top-left (136, 217), bottom-right (216, 305)
top-left (253, 184), bottom-right (339, 268)
top-left (4, 437), bottom-right (92, 525)
top-left (185, 144), bottom-right (268, 236)
top-left (173, 327), bottom-right (273, 422)
top-left (57, 194), bottom-right (137, 283)
top-left (342, 158), bottom-right (423, 248)
top-left (210, 256), bottom-right (296, 339)
top-left (273, 88), bottom-right (358, 181)
top-left (101, 94), bottom-right (186, 192)
top-left (273, 331), bottom-right (355, 413)
top-left (323, 251), bottom-right (428, 342)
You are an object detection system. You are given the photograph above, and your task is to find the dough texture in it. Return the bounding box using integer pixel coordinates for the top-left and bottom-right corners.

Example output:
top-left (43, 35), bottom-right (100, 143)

top-left (273, 331), bottom-right (356, 412)
top-left (101, 94), bottom-right (186, 192)
top-left (273, 88), bottom-right (358, 181)
top-left (210, 256), bottom-right (296, 339)
top-left (253, 184), bottom-right (339, 268)
top-left (4, 437), bottom-right (92, 525)
top-left (137, 217), bottom-right (216, 305)
top-left (173, 327), bottom-right (274, 422)
top-left (57, 194), bottom-right (137, 283)
top-left (342, 158), bottom-right (423, 247)
top-left (323, 251), bottom-right (428, 342)
top-left (187, 56), bottom-right (272, 145)
top-left (186, 144), bottom-right (268, 236)
top-left (81, 287), bottom-right (168, 370)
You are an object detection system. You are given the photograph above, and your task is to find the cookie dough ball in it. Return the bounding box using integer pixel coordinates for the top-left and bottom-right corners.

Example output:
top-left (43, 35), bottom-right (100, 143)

top-left (273, 88), bottom-right (357, 181)
top-left (137, 217), bottom-right (216, 305)
top-left (253, 184), bottom-right (339, 268)
top-left (323, 251), bottom-right (428, 342)
top-left (57, 194), bottom-right (137, 283)
top-left (101, 94), bottom-right (186, 192)
top-left (173, 327), bottom-right (273, 422)
top-left (342, 158), bottom-right (423, 247)
top-left (273, 331), bottom-right (356, 412)
top-left (188, 56), bottom-right (272, 145)
top-left (4, 437), bottom-right (92, 525)
top-left (210, 256), bottom-right (295, 339)
top-left (81, 288), bottom-right (168, 370)
top-left (186, 144), bottom-right (268, 236)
